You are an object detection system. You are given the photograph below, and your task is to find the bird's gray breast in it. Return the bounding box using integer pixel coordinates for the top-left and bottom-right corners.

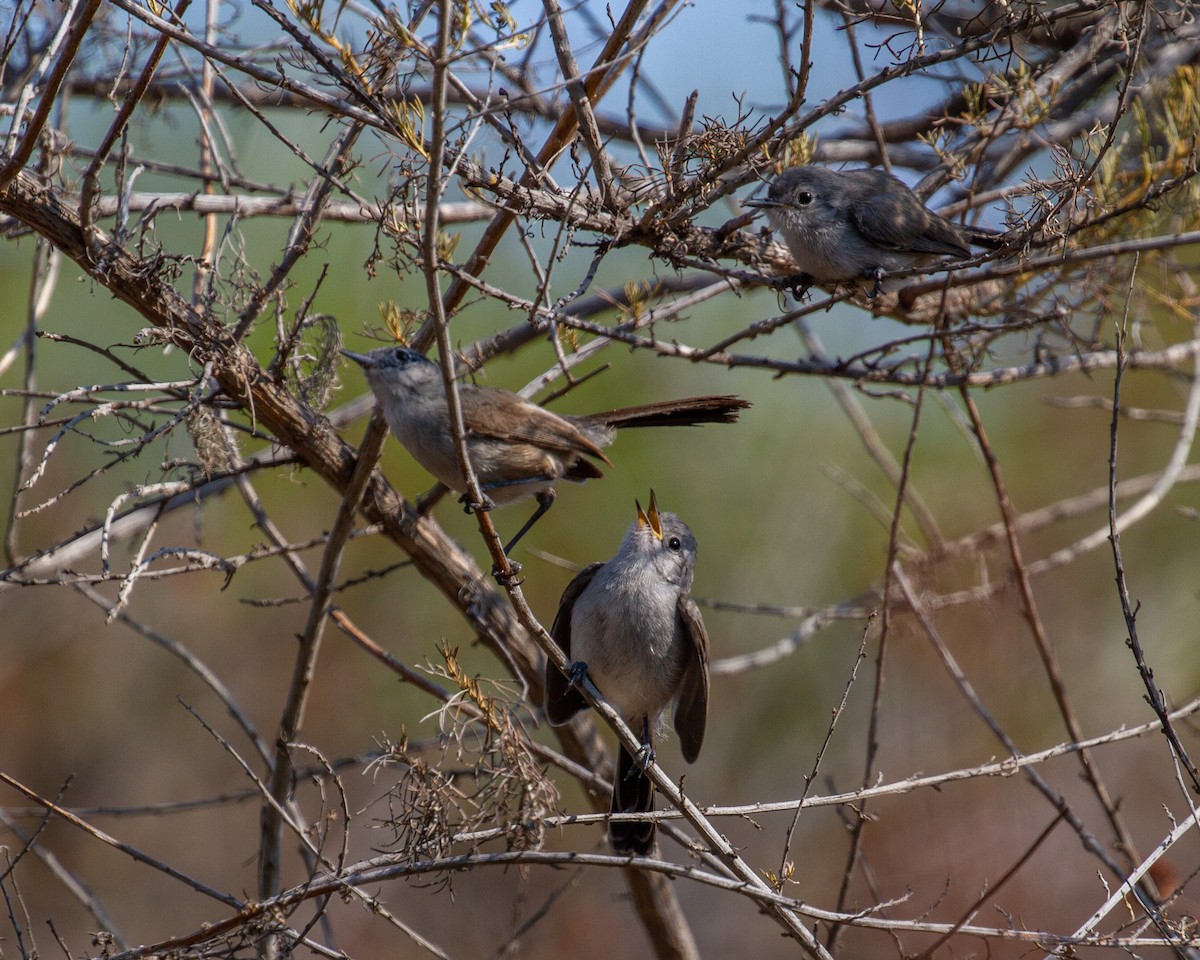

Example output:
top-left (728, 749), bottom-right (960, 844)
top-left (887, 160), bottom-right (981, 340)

top-left (570, 562), bottom-right (686, 725)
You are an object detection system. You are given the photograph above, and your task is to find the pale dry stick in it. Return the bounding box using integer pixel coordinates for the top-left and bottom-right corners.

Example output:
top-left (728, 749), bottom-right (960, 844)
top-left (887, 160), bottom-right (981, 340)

top-left (34, 378), bottom-right (199, 422)
top-left (5, 518), bottom-right (380, 590)
top-left (73, 193), bottom-right (492, 223)
top-left (1039, 311), bottom-right (1200, 578)
top-left (828, 334), bottom-right (937, 953)
top-left (89, 842), bottom-right (1200, 957)
top-left (422, 1), bottom-right (521, 593)
top-left (105, 0), bottom-right (389, 126)
top-left (191, 0), bottom-right (221, 307)
top-left (541, 0), bottom-right (617, 208)
top-left (444, 693), bottom-right (1200, 838)
top-left (712, 602), bottom-right (870, 675)
top-left (776, 619), bottom-right (871, 889)
top-left (574, 324), bottom-right (1200, 389)
top-left (258, 409), bottom-right (388, 901)
top-left (17, 396), bottom-right (209, 517)
top-left (412, 0), bottom-right (657, 352)
top-left (902, 229), bottom-right (1200, 301)
top-left (79, 0), bottom-right (192, 252)
top-left (962, 364), bottom-right (1145, 876)
top-left (1056, 805), bottom-right (1200, 957)
top-left (1106, 298), bottom-right (1200, 793)
top-left (1047, 394), bottom-right (1185, 424)
top-left (4, 239), bottom-right (60, 564)
top-left (0, 808), bottom-right (126, 948)
top-left (232, 119), bottom-right (367, 341)
top-left (891, 562), bottom-right (1170, 936)
top-left (0, 0), bottom-right (103, 186)
top-left (73, 581), bottom-right (270, 764)
top-left (106, 499), bottom-right (169, 622)
top-left (516, 278), bottom-right (742, 400)
top-left (9, 552), bottom-right (303, 588)
top-left (930, 462), bottom-right (1200, 573)
top-left (796, 319), bottom-right (944, 550)
top-left (101, 481), bottom-right (193, 575)
top-left (185, 701), bottom-right (453, 960)
top-left (111, 546), bottom-right (235, 620)
top-left (0, 772), bottom-right (241, 907)
top-left (0, 450), bottom-right (302, 587)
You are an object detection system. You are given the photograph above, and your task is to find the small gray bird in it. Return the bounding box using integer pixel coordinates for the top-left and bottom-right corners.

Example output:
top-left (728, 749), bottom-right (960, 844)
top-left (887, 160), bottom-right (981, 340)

top-left (544, 492), bottom-right (709, 855)
top-left (341, 346), bottom-right (749, 554)
top-left (748, 165), bottom-right (1001, 290)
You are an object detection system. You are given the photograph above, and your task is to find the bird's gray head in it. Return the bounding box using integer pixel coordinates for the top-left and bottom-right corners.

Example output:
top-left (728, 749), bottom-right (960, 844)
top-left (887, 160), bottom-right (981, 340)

top-left (341, 345), bottom-right (440, 396)
top-left (618, 491), bottom-right (697, 589)
top-left (748, 165), bottom-right (852, 232)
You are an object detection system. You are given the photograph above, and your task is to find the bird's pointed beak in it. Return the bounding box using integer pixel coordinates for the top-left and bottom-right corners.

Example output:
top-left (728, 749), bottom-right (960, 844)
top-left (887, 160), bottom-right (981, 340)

top-left (636, 490), bottom-right (663, 540)
top-left (744, 197), bottom-right (777, 210)
top-left (340, 349), bottom-right (375, 367)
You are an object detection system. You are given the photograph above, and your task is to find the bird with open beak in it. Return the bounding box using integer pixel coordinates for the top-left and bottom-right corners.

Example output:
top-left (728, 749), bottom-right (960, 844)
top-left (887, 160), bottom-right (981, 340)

top-left (544, 491), bottom-right (709, 854)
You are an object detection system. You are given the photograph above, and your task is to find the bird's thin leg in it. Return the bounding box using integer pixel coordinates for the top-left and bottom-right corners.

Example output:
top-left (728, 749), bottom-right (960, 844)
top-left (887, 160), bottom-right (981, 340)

top-left (866, 266), bottom-right (887, 298)
top-left (488, 489), bottom-right (556, 584)
top-left (415, 482), bottom-right (448, 516)
top-left (565, 659), bottom-right (589, 688)
top-left (501, 488), bottom-right (556, 555)
top-left (773, 272), bottom-right (813, 299)
top-left (631, 716), bottom-right (656, 772)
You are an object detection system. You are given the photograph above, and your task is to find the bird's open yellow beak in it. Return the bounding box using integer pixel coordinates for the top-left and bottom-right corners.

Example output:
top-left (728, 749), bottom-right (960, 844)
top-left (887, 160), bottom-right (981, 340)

top-left (635, 490), bottom-right (663, 540)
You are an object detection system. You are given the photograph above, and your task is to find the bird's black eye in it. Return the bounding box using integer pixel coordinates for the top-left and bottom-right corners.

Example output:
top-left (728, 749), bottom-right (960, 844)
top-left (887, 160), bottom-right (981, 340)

top-left (796, 190), bottom-right (814, 206)
top-left (667, 536), bottom-right (682, 552)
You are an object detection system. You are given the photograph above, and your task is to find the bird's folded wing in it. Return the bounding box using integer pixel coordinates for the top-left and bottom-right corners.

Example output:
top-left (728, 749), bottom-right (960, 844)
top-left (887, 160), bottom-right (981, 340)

top-left (674, 596), bottom-right (710, 763)
top-left (544, 562), bottom-right (605, 725)
top-left (461, 388), bottom-right (610, 461)
top-left (852, 194), bottom-right (971, 258)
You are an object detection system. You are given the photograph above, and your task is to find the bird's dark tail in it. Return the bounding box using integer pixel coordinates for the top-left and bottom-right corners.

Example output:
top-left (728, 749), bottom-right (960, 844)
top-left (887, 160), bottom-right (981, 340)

top-left (582, 395), bottom-right (750, 430)
top-left (610, 743), bottom-right (655, 855)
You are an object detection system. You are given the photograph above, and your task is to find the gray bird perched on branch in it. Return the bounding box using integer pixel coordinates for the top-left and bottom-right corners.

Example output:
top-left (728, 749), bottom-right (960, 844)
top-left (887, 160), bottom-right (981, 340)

top-left (341, 346), bottom-right (749, 555)
top-left (747, 165), bottom-right (1003, 292)
top-left (544, 491), bottom-right (709, 855)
